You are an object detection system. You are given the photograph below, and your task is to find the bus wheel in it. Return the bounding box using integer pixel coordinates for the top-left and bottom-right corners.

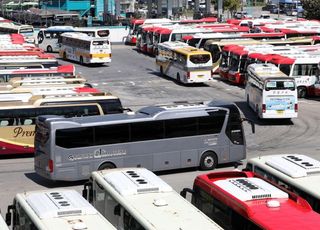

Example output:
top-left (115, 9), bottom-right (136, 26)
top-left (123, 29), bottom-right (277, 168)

top-left (177, 73), bottom-right (181, 82)
top-left (200, 151), bottom-right (218, 170)
top-left (80, 56), bottom-right (84, 65)
top-left (98, 162), bottom-right (116, 171)
top-left (160, 66), bottom-right (164, 76)
top-left (63, 52), bottom-right (67, 60)
top-left (47, 45), bottom-right (53, 53)
top-left (297, 87), bottom-right (307, 98)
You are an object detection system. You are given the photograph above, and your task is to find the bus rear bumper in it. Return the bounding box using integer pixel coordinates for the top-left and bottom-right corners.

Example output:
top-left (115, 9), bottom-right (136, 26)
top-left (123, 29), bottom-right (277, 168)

top-left (260, 112), bottom-right (298, 119)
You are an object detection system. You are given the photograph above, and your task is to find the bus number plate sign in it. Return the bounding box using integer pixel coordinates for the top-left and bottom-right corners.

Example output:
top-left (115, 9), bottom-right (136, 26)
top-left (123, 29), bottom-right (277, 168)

top-left (277, 110), bottom-right (284, 114)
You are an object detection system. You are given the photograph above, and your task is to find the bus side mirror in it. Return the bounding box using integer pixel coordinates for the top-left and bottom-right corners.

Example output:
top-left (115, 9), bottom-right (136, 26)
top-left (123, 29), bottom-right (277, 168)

top-left (82, 181), bottom-right (93, 203)
top-left (5, 205), bottom-right (13, 226)
top-left (180, 188), bottom-right (194, 198)
top-left (114, 204), bottom-right (121, 216)
top-left (241, 118), bottom-right (255, 133)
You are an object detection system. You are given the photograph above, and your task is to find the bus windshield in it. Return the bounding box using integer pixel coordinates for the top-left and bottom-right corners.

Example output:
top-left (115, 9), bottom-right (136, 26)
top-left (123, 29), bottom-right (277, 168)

top-left (188, 38), bottom-right (200, 47)
top-left (279, 64), bottom-right (292, 76)
top-left (230, 55), bottom-right (240, 71)
top-left (97, 30), bottom-right (110, 37)
top-left (265, 80), bottom-right (295, 90)
top-left (160, 34), bottom-right (170, 43)
top-left (220, 52), bottom-right (228, 68)
top-left (92, 40), bottom-right (108, 46)
top-left (189, 54), bottom-right (211, 64)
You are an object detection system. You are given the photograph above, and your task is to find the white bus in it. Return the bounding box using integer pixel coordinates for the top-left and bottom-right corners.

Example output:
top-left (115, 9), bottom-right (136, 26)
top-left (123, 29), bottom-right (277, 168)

top-left (0, 22), bottom-right (35, 43)
top-left (82, 168), bottom-right (222, 230)
top-left (5, 189), bottom-right (116, 230)
top-left (245, 63), bottom-right (298, 119)
top-left (37, 26), bottom-right (110, 52)
top-left (156, 41), bottom-right (213, 84)
top-left (59, 32), bottom-right (111, 65)
top-left (34, 100), bottom-right (253, 181)
top-left (245, 154), bottom-right (320, 213)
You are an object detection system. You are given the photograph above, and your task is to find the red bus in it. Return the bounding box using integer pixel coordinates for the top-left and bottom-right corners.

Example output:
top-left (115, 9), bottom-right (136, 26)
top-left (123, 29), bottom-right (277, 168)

top-left (125, 19), bottom-right (145, 45)
top-left (181, 170), bottom-right (320, 230)
top-left (178, 17), bottom-right (218, 24)
top-left (0, 64), bottom-right (75, 82)
top-left (228, 48), bottom-right (248, 85)
top-left (219, 45), bottom-right (244, 80)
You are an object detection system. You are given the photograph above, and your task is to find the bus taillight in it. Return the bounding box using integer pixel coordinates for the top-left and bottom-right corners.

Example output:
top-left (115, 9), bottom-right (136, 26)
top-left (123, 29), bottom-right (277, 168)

top-left (295, 103), bottom-right (298, 112)
top-left (187, 72), bottom-right (190, 79)
top-left (262, 104), bottom-right (266, 113)
top-left (48, 159), bottom-right (53, 173)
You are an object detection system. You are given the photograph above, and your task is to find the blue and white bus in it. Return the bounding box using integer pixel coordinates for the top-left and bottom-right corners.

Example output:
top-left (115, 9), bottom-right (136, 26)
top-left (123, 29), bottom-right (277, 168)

top-left (34, 100), bottom-right (254, 181)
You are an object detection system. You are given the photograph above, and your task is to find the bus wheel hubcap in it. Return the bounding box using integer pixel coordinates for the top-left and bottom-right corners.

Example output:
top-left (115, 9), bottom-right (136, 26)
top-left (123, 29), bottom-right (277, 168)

top-left (204, 157), bottom-right (214, 167)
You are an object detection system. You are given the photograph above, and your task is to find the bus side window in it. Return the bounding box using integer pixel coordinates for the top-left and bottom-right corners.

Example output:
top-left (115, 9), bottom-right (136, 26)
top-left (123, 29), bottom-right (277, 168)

top-left (244, 163), bottom-right (253, 171)
top-left (123, 210), bottom-right (145, 230)
top-left (0, 120), bottom-right (9, 126)
top-left (16, 202), bottom-right (39, 230)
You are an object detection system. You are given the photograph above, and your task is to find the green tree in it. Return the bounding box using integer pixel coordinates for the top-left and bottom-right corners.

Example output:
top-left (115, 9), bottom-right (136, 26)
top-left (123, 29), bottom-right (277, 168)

top-left (224, 0), bottom-right (241, 16)
top-left (301, 0), bottom-right (320, 19)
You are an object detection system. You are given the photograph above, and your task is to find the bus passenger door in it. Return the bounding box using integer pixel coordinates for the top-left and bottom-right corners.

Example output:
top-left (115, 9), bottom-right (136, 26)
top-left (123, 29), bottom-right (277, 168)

top-left (226, 121), bottom-right (246, 162)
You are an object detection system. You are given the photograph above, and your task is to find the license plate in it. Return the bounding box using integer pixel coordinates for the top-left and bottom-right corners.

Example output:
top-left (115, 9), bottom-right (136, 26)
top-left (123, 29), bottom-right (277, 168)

top-left (277, 110), bottom-right (284, 114)
top-left (198, 75), bottom-right (204, 78)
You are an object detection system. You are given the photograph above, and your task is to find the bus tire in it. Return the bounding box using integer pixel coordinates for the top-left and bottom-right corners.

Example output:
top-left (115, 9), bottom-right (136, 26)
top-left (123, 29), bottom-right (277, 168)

top-left (47, 45), bottom-right (53, 53)
top-left (200, 151), bottom-right (218, 170)
top-left (98, 162), bottom-right (116, 171)
top-left (177, 73), bottom-right (181, 83)
top-left (297, 86), bottom-right (307, 98)
top-left (160, 66), bottom-right (164, 76)
top-left (80, 56), bottom-right (84, 65)
top-left (63, 52), bottom-right (67, 60)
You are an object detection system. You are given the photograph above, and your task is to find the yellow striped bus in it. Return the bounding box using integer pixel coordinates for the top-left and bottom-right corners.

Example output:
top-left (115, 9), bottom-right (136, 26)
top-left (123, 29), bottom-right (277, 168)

top-left (156, 41), bottom-right (213, 84)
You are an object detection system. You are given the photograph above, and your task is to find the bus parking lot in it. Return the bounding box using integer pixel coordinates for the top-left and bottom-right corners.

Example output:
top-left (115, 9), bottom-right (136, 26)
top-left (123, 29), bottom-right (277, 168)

top-left (1, 44), bottom-right (320, 215)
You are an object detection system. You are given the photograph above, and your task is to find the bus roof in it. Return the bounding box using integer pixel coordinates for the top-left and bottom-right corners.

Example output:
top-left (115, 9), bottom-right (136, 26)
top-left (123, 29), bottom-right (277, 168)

top-left (16, 189), bottom-right (116, 230)
top-left (44, 26), bottom-right (75, 32)
top-left (247, 154), bottom-right (320, 198)
top-left (92, 168), bottom-right (222, 230)
top-left (247, 63), bottom-right (290, 79)
top-left (158, 41), bottom-right (190, 50)
top-left (241, 32), bottom-right (285, 38)
top-left (130, 18), bottom-right (144, 25)
top-left (0, 64), bottom-right (75, 75)
top-left (39, 100), bottom-right (237, 125)
top-left (175, 47), bottom-right (211, 56)
top-left (61, 32), bottom-right (107, 41)
top-left (178, 17), bottom-right (217, 24)
top-left (195, 171), bottom-right (320, 229)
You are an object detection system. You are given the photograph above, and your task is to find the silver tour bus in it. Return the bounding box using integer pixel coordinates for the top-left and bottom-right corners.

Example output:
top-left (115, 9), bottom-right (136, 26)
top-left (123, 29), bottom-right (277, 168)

top-left (34, 100), bottom-right (253, 181)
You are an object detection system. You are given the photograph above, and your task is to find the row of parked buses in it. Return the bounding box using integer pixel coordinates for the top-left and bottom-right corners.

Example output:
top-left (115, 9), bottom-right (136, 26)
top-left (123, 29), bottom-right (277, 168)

top-left (0, 33), bottom-right (122, 156)
top-left (4, 153), bottom-right (320, 229)
top-left (0, 16), bottom-right (113, 65)
top-left (0, 17), bottom-right (35, 43)
top-left (122, 17), bottom-right (320, 121)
